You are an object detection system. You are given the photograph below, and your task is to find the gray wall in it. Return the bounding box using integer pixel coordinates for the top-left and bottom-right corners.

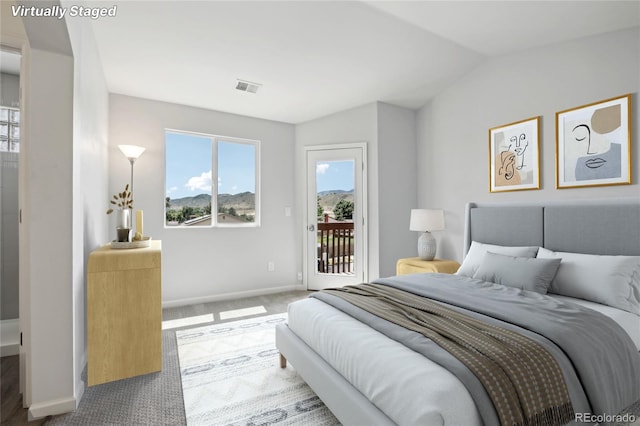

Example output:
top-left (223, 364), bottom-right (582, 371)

top-left (377, 103), bottom-right (417, 277)
top-left (1, 151), bottom-right (18, 320)
top-left (295, 101), bottom-right (418, 280)
top-left (417, 28), bottom-right (640, 262)
top-left (0, 72), bottom-right (19, 107)
top-left (109, 94), bottom-right (299, 305)
top-left (1, 71), bottom-right (19, 320)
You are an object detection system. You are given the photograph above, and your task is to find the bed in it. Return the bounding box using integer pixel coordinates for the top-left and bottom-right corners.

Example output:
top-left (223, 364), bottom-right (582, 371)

top-left (276, 199), bottom-right (640, 425)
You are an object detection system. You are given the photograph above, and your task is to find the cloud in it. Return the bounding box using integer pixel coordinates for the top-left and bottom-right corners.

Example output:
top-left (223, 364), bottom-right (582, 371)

top-left (185, 170), bottom-right (212, 192)
top-left (317, 163), bottom-right (330, 174)
top-left (166, 186), bottom-right (178, 196)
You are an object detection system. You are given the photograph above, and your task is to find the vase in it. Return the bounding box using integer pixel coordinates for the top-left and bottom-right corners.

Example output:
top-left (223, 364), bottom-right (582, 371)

top-left (115, 209), bottom-right (132, 242)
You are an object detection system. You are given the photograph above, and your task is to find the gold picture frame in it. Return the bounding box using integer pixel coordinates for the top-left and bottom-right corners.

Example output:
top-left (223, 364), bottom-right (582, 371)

top-left (556, 94), bottom-right (632, 189)
top-left (489, 116), bottom-right (541, 192)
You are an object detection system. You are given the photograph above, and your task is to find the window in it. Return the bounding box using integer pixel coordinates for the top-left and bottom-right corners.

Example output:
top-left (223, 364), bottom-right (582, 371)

top-left (0, 107), bottom-right (20, 153)
top-left (165, 130), bottom-right (260, 227)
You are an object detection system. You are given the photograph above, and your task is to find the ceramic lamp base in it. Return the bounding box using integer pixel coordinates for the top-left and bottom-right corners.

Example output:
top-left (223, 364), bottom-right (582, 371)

top-left (417, 231), bottom-right (436, 260)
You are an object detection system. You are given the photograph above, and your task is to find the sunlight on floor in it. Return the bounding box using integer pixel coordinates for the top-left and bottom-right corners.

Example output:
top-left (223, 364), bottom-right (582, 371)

top-left (220, 306), bottom-right (267, 320)
top-left (162, 314), bottom-right (214, 330)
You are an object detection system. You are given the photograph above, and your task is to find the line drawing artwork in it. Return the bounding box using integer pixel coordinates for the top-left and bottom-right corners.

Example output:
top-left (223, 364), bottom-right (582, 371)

top-left (489, 116), bottom-right (540, 192)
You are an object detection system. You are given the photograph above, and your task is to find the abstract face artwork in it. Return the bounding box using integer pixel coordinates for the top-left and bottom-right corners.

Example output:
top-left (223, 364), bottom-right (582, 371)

top-left (556, 95), bottom-right (631, 189)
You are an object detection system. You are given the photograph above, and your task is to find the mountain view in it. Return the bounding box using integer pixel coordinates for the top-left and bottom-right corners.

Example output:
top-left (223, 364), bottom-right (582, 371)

top-left (166, 192), bottom-right (255, 225)
top-left (165, 189), bottom-right (353, 225)
top-left (317, 190), bottom-right (353, 218)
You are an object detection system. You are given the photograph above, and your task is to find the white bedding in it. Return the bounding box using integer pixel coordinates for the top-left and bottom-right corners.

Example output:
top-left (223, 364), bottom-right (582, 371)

top-left (287, 293), bottom-right (639, 426)
top-left (288, 297), bottom-right (482, 426)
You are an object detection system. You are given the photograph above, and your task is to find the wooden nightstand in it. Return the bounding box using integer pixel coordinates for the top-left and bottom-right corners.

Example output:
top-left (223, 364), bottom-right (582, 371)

top-left (396, 257), bottom-right (460, 275)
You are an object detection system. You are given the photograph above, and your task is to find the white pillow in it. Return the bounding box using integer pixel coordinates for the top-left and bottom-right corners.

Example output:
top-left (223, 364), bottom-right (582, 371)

top-left (473, 252), bottom-right (561, 294)
top-left (537, 247), bottom-right (640, 315)
top-left (456, 241), bottom-right (539, 277)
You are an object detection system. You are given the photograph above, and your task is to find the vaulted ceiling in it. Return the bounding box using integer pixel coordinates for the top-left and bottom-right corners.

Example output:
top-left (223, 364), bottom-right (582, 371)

top-left (87, 1), bottom-right (640, 124)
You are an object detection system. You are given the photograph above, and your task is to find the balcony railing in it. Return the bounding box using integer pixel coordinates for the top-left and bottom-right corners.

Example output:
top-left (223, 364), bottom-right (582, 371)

top-left (317, 221), bottom-right (354, 274)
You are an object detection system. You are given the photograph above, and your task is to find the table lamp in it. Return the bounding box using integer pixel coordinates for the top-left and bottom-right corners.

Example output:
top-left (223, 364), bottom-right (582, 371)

top-left (409, 209), bottom-right (445, 260)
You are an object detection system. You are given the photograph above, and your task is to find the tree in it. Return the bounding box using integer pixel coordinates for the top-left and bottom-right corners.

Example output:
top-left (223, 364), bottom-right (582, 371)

top-left (317, 195), bottom-right (323, 218)
top-left (166, 197), bottom-right (171, 208)
top-left (334, 199), bottom-right (354, 221)
top-left (181, 206), bottom-right (195, 222)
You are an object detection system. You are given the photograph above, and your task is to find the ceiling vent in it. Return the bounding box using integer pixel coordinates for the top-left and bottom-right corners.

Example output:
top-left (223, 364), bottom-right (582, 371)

top-left (235, 79), bottom-right (261, 94)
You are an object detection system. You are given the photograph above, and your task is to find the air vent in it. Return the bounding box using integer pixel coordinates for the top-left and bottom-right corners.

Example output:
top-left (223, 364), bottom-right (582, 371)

top-left (235, 79), bottom-right (261, 94)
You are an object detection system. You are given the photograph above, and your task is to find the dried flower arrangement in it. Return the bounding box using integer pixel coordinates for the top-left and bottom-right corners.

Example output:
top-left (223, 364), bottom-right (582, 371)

top-left (106, 184), bottom-right (133, 214)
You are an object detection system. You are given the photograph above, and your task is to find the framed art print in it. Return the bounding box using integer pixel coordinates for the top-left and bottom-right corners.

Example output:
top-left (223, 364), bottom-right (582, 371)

top-left (489, 116), bottom-right (540, 192)
top-left (556, 94), bottom-right (631, 189)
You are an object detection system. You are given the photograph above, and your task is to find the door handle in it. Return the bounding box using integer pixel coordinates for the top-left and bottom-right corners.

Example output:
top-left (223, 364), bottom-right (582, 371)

top-left (308, 224), bottom-right (315, 231)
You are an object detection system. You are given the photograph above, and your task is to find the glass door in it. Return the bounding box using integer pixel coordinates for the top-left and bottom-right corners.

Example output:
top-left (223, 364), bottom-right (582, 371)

top-left (306, 145), bottom-right (366, 290)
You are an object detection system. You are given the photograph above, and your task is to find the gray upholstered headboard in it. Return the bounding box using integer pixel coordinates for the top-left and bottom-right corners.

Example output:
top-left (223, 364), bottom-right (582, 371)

top-left (463, 198), bottom-right (640, 258)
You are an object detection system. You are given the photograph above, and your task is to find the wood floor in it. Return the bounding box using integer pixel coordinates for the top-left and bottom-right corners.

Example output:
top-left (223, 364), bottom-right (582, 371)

top-left (1, 355), bottom-right (48, 425)
top-left (0, 289), bottom-right (310, 425)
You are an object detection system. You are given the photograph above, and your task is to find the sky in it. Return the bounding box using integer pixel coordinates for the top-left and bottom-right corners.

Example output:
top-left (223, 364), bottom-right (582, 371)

top-left (165, 132), bottom-right (255, 200)
top-left (316, 160), bottom-right (354, 193)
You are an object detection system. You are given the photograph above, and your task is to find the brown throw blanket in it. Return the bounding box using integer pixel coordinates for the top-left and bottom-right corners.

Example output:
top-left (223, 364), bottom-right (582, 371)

top-left (323, 283), bottom-right (575, 426)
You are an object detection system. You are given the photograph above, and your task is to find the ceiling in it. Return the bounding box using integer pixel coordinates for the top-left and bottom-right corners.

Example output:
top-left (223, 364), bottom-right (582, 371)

top-left (87, 1), bottom-right (640, 124)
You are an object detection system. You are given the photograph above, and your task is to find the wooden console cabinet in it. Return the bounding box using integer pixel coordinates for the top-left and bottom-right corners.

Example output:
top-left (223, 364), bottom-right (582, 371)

top-left (87, 240), bottom-right (162, 386)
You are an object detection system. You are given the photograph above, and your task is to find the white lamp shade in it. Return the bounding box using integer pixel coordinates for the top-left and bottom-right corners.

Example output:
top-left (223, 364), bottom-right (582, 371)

top-left (409, 209), bottom-right (445, 232)
top-left (118, 144), bottom-right (146, 160)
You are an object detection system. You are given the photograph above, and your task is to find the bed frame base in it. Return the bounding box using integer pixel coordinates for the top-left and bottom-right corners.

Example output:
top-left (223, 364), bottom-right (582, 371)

top-left (275, 323), bottom-right (395, 426)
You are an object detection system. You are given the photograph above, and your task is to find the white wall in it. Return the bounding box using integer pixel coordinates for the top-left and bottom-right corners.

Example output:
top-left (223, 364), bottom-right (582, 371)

top-left (63, 7), bottom-right (110, 412)
top-left (22, 46), bottom-right (75, 416)
top-left (417, 28), bottom-right (640, 262)
top-left (294, 102), bottom-right (417, 280)
top-left (295, 103), bottom-right (380, 281)
top-left (109, 95), bottom-right (299, 305)
top-left (8, 1), bottom-right (109, 416)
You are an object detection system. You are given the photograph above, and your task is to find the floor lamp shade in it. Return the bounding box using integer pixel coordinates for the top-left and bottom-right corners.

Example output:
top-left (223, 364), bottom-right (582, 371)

top-left (118, 145), bottom-right (146, 194)
top-left (118, 145), bottom-right (146, 160)
top-left (409, 209), bottom-right (445, 260)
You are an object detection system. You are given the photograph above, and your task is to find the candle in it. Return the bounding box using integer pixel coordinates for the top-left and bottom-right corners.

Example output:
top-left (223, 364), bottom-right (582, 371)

top-left (136, 210), bottom-right (144, 236)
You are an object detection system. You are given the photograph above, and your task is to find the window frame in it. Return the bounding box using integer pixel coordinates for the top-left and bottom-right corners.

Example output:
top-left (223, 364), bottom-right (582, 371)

top-left (165, 129), bottom-right (261, 228)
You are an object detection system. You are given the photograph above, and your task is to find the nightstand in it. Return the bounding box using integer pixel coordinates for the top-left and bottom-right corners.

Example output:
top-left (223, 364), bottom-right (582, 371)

top-left (396, 257), bottom-right (460, 275)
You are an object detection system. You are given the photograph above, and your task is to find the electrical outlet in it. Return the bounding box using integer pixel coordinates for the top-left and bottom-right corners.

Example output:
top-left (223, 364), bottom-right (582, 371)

top-left (268, 261), bottom-right (275, 272)
top-left (297, 272), bottom-right (303, 281)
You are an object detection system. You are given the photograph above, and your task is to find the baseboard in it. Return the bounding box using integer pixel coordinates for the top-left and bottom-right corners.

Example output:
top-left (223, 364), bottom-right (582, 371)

top-left (28, 395), bottom-right (78, 420)
top-left (1, 319), bottom-right (19, 357)
top-left (162, 284), bottom-right (306, 309)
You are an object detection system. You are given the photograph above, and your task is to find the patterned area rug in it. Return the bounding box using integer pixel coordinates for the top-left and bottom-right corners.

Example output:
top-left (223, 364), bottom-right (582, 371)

top-left (176, 313), bottom-right (340, 425)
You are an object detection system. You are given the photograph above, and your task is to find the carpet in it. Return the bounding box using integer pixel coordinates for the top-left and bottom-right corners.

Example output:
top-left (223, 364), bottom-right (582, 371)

top-left (176, 313), bottom-right (340, 426)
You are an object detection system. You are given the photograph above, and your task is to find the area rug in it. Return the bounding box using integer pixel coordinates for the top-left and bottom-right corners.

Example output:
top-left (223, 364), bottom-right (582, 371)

top-left (176, 313), bottom-right (340, 425)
